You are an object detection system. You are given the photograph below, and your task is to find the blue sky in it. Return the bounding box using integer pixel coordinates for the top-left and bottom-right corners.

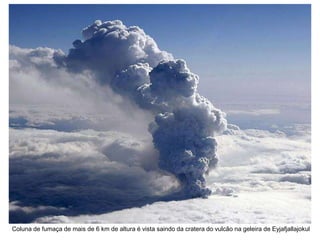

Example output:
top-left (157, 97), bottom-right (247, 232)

top-left (9, 4), bottom-right (311, 106)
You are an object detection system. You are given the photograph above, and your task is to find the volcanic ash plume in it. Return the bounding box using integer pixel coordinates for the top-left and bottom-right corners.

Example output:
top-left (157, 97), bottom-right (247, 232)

top-left (55, 20), bottom-right (227, 198)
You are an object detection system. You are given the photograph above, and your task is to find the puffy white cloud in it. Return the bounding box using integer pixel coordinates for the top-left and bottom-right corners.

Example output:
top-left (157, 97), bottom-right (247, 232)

top-left (208, 124), bottom-right (311, 196)
top-left (61, 19), bottom-right (172, 79)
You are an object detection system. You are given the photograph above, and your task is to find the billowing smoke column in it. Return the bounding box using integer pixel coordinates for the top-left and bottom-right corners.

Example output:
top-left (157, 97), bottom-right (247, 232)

top-left (55, 20), bottom-right (227, 198)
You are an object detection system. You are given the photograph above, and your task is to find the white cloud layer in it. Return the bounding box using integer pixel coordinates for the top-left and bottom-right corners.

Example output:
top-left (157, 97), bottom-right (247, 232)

top-left (30, 125), bottom-right (310, 224)
top-left (9, 127), bottom-right (180, 223)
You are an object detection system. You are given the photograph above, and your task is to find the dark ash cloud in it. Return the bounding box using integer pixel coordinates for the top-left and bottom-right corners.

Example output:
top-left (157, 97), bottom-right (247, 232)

top-left (56, 20), bottom-right (227, 197)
